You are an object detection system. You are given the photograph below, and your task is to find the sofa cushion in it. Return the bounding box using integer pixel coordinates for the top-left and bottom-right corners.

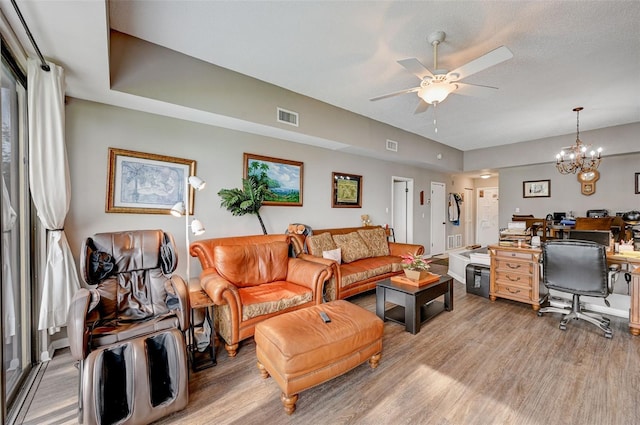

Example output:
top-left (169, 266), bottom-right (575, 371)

top-left (357, 228), bottom-right (390, 256)
top-left (322, 248), bottom-right (342, 264)
top-left (333, 232), bottom-right (372, 263)
top-left (340, 256), bottom-right (402, 287)
top-left (214, 241), bottom-right (289, 287)
top-left (239, 281), bottom-right (313, 321)
top-left (306, 232), bottom-right (337, 257)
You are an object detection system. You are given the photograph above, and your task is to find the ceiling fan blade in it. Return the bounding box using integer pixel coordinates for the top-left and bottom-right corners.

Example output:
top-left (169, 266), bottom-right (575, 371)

top-left (453, 82), bottom-right (499, 97)
top-left (370, 86), bottom-right (420, 101)
top-left (414, 100), bottom-right (431, 114)
top-left (447, 46), bottom-right (513, 81)
top-left (397, 58), bottom-right (434, 80)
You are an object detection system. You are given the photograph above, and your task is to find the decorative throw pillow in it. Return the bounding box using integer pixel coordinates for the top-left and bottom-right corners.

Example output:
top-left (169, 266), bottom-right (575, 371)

top-left (357, 227), bottom-right (390, 256)
top-left (333, 232), bottom-right (372, 263)
top-left (306, 232), bottom-right (337, 256)
top-left (322, 248), bottom-right (342, 264)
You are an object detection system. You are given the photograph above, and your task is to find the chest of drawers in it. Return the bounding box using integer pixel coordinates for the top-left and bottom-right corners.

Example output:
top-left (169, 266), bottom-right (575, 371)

top-left (489, 245), bottom-right (545, 310)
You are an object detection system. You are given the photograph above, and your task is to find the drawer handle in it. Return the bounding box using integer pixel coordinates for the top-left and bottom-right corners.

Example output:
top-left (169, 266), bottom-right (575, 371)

top-left (507, 287), bottom-right (521, 294)
top-left (507, 263), bottom-right (521, 269)
top-left (506, 275), bottom-right (521, 282)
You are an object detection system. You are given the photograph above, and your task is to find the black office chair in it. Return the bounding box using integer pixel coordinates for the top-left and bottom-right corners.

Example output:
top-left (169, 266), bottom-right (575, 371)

top-left (538, 239), bottom-right (619, 338)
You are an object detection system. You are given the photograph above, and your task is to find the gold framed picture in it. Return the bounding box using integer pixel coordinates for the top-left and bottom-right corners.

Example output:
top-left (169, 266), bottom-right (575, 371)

top-left (106, 148), bottom-right (196, 214)
top-left (332, 172), bottom-right (362, 208)
top-left (243, 153), bottom-right (303, 206)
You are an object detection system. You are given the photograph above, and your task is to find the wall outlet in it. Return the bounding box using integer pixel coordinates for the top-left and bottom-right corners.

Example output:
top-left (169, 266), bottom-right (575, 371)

top-left (515, 207), bottom-right (520, 213)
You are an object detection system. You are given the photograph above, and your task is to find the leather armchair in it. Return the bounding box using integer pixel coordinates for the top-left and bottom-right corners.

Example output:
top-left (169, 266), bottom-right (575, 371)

top-left (67, 230), bottom-right (189, 424)
top-left (538, 239), bottom-right (619, 338)
top-left (190, 234), bottom-right (333, 357)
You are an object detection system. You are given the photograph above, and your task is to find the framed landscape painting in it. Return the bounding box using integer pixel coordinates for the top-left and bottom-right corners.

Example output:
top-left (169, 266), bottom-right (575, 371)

top-left (243, 153), bottom-right (303, 206)
top-left (332, 172), bottom-right (362, 208)
top-left (106, 148), bottom-right (196, 214)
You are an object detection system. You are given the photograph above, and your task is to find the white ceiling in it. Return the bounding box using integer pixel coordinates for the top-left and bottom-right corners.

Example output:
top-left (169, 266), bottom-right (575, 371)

top-left (2, 0), bottom-right (640, 153)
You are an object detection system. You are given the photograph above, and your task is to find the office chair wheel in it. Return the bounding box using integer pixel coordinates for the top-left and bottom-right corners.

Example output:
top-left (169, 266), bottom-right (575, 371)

top-left (604, 331), bottom-right (613, 339)
top-left (602, 317), bottom-right (610, 326)
top-left (559, 323), bottom-right (567, 331)
top-left (537, 311), bottom-right (543, 317)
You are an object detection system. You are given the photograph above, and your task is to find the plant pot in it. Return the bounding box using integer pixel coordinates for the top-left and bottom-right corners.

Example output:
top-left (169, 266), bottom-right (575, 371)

top-left (404, 269), bottom-right (430, 282)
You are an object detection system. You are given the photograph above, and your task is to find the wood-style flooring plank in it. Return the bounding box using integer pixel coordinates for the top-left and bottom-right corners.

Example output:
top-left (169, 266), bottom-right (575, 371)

top-left (22, 279), bottom-right (640, 425)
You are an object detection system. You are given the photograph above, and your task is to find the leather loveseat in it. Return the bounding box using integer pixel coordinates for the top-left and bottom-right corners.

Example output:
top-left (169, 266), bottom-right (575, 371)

top-left (296, 226), bottom-right (424, 300)
top-left (190, 234), bottom-right (333, 357)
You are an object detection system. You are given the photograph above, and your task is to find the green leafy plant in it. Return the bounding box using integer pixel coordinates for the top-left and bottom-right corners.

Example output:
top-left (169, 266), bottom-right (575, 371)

top-left (218, 175), bottom-right (272, 235)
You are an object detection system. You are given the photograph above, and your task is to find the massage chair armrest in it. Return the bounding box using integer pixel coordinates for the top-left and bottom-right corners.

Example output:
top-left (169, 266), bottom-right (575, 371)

top-left (168, 275), bottom-right (190, 331)
top-left (389, 242), bottom-right (425, 257)
top-left (286, 257), bottom-right (333, 296)
top-left (67, 288), bottom-right (96, 361)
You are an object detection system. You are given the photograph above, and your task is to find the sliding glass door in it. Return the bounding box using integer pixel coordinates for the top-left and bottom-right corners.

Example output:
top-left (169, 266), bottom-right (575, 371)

top-left (1, 48), bottom-right (31, 413)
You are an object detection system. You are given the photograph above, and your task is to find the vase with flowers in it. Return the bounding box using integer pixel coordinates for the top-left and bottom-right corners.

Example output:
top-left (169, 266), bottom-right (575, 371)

top-left (400, 253), bottom-right (433, 281)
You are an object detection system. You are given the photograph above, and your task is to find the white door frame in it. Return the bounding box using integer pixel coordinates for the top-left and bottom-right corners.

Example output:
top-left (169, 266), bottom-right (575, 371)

top-left (391, 176), bottom-right (414, 243)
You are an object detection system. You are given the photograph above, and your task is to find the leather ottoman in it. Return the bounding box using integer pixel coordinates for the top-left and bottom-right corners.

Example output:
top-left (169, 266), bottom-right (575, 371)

top-left (254, 300), bottom-right (383, 414)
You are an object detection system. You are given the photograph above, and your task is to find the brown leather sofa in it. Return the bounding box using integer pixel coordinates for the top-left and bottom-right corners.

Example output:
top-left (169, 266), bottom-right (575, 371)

top-left (190, 234), bottom-right (333, 357)
top-left (295, 226), bottom-right (425, 300)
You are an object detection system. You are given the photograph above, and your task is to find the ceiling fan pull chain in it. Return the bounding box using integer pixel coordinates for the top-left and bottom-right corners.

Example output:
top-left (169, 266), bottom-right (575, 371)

top-left (433, 102), bottom-right (438, 133)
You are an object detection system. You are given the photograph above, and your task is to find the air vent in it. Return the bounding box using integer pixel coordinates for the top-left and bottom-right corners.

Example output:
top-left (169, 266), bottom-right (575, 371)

top-left (277, 107), bottom-right (299, 127)
top-left (386, 139), bottom-right (398, 152)
top-left (447, 235), bottom-right (455, 250)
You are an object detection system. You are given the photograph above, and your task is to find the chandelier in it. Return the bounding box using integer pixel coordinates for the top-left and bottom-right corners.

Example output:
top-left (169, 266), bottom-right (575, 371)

top-left (555, 107), bottom-right (602, 174)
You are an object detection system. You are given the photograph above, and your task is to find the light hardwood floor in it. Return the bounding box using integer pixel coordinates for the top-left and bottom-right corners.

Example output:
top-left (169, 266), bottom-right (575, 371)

top-left (21, 276), bottom-right (640, 425)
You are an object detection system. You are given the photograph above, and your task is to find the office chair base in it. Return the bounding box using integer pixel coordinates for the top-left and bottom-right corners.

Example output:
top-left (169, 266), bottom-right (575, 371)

top-left (538, 294), bottom-right (613, 338)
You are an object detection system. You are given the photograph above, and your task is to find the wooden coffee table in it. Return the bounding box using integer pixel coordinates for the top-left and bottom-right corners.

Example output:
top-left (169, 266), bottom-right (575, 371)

top-left (375, 271), bottom-right (453, 334)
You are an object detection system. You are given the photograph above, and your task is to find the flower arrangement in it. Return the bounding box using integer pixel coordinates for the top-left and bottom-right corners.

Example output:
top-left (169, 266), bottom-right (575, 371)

top-left (400, 253), bottom-right (432, 271)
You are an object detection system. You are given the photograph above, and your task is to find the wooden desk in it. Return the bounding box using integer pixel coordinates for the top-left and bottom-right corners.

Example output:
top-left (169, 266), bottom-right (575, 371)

top-left (607, 252), bottom-right (640, 336)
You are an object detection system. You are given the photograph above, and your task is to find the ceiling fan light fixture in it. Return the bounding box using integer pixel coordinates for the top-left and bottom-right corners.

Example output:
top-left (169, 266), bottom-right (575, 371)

top-left (418, 82), bottom-right (456, 104)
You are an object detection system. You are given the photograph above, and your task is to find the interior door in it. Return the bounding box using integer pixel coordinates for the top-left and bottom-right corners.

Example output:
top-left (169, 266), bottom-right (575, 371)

top-left (430, 182), bottom-right (446, 255)
top-left (476, 187), bottom-right (499, 246)
top-left (392, 178), bottom-right (413, 243)
top-left (392, 181), bottom-right (407, 243)
top-left (464, 187), bottom-right (474, 246)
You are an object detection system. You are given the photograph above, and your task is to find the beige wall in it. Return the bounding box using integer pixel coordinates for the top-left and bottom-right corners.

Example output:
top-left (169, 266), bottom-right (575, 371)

top-left (65, 98), bottom-right (457, 281)
top-left (498, 153), bottom-right (640, 228)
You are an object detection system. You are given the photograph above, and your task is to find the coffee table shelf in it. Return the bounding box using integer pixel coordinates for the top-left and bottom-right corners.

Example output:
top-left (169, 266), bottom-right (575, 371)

top-left (376, 272), bottom-right (453, 334)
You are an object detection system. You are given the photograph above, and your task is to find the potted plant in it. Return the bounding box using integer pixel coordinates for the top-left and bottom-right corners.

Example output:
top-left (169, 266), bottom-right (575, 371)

top-left (218, 175), bottom-right (272, 235)
top-left (400, 253), bottom-right (433, 281)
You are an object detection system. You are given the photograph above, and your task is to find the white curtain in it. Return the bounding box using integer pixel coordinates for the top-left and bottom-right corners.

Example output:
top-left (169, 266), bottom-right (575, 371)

top-left (27, 59), bottom-right (80, 334)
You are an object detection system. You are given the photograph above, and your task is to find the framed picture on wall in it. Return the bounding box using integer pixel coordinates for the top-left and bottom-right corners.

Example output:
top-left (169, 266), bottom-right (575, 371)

top-left (636, 172), bottom-right (640, 194)
top-left (106, 148), bottom-right (196, 214)
top-left (522, 179), bottom-right (551, 198)
top-left (332, 172), bottom-right (362, 208)
top-left (243, 153), bottom-right (303, 206)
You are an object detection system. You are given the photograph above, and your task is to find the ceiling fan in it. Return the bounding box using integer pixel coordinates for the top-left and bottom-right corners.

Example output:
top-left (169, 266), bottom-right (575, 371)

top-left (371, 31), bottom-right (513, 114)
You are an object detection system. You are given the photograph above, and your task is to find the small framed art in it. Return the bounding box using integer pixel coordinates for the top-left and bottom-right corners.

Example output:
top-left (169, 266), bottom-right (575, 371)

top-left (523, 179), bottom-right (551, 198)
top-left (332, 172), bottom-right (362, 208)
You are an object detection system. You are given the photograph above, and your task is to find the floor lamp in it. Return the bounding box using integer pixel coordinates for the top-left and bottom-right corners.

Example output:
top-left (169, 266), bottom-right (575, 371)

top-left (171, 175), bottom-right (206, 287)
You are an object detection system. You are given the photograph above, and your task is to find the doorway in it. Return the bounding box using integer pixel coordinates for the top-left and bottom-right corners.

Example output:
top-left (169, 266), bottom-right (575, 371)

top-left (464, 187), bottom-right (474, 246)
top-left (430, 182), bottom-right (446, 255)
top-left (391, 177), bottom-right (413, 243)
top-left (476, 187), bottom-right (499, 246)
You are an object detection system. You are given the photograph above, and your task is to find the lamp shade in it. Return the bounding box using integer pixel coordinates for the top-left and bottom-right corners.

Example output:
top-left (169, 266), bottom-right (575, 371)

top-left (418, 82), bottom-right (456, 104)
top-left (191, 219), bottom-right (205, 235)
top-left (170, 201), bottom-right (186, 217)
top-left (188, 175), bottom-right (206, 190)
